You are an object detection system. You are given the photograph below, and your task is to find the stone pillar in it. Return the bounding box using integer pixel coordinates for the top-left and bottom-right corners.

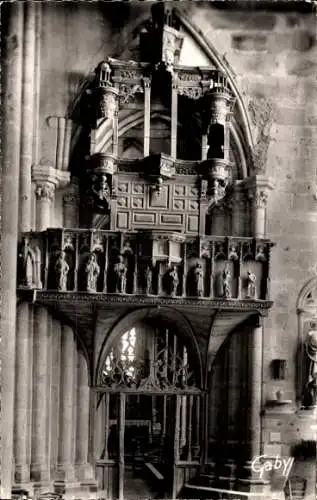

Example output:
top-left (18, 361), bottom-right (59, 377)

top-left (245, 176), bottom-right (274, 239)
top-left (57, 325), bottom-right (75, 480)
top-left (75, 349), bottom-right (93, 480)
top-left (35, 182), bottom-right (55, 230)
top-left (31, 306), bottom-right (50, 482)
top-left (0, 3), bottom-right (24, 497)
top-left (63, 179), bottom-right (79, 227)
top-left (143, 77), bottom-right (151, 157)
top-left (171, 74), bottom-right (178, 159)
top-left (238, 315), bottom-right (266, 491)
top-left (14, 302), bottom-right (31, 484)
top-left (19, 2), bottom-right (36, 233)
top-left (32, 164), bottom-right (70, 231)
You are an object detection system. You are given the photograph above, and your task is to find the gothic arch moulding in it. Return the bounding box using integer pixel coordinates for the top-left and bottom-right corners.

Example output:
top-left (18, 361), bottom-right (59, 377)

top-left (95, 306), bottom-right (203, 389)
top-left (296, 276), bottom-right (317, 403)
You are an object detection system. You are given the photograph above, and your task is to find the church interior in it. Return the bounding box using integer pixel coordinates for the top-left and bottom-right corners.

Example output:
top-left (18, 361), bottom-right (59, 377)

top-left (1, 1), bottom-right (317, 499)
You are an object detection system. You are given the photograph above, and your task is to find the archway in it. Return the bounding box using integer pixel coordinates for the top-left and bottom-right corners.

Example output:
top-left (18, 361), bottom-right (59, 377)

top-left (93, 314), bottom-right (203, 500)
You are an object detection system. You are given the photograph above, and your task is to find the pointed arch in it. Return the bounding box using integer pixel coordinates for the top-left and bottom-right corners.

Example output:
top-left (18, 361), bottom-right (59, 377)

top-left (95, 306), bottom-right (203, 389)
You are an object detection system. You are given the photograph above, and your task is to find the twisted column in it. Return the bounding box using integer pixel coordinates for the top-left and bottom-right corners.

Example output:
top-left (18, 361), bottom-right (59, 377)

top-left (0, 3), bottom-right (24, 496)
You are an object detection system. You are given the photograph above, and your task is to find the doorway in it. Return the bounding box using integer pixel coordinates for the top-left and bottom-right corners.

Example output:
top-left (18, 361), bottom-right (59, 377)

top-left (95, 320), bottom-right (202, 499)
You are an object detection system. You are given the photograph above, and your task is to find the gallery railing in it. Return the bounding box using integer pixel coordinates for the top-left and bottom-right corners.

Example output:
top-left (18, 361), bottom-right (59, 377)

top-left (17, 228), bottom-right (274, 301)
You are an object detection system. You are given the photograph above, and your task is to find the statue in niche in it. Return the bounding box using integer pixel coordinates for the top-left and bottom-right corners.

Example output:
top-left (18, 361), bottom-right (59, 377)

top-left (246, 271), bottom-right (256, 299)
top-left (222, 267), bottom-right (231, 298)
top-left (85, 253), bottom-right (100, 293)
top-left (169, 265), bottom-right (179, 297)
top-left (194, 262), bottom-right (204, 297)
top-left (145, 265), bottom-right (153, 295)
top-left (114, 255), bottom-right (127, 294)
top-left (302, 330), bottom-right (317, 407)
top-left (54, 251), bottom-right (69, 291)
top-left (18, 236), bottom-right (34, 287)
top-left (91, 174), bottom-right (111, 212)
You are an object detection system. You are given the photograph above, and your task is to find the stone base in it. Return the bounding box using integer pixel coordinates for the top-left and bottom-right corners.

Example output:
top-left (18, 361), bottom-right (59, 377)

top-left (53, 479), bottom-right (98, 500)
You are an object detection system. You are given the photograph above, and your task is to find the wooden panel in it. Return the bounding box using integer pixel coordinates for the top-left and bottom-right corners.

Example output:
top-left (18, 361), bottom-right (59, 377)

top-left (173, 199), bottom-right (185, 211)
top-left (174, 185), bottom-right (186, 196)
top-left (131, 197), bottom-right (144, 209)
top-left (133, 212), bottom-right (156, 224)
top-left (132, 182), bottom-right (145, 195)
top-left (117, 212), bottom-right (129, 229)
top-left (149, 185), bottom-right (169, 209)
top-left (160, 213), bottom-right (183, 225)
top-left (116, 197), bottom-right (129, 209)
top-left (187, 215), bottom-right (199, 233)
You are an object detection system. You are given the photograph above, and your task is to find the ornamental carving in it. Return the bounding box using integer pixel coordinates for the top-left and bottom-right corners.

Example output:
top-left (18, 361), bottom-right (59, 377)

top-left (99, 87), bottom-right (118, 120)
top-left (90, 174), bottom-right (112, 213)
top-left (248, 96), bottom-right (274, 173)
top-left (35, 182), bottom-right (55, 201)
top-left (119, 83), bottom-right (144, 105)
top-left (254, 189), bottom-right (269, 208)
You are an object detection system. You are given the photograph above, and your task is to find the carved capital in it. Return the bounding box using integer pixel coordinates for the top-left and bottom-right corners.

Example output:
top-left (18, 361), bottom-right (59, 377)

top-left (254, 189), bottom-right (268, 208)
top-left (142, 76), bottom-right (152, 89)
top-left (35, 182), bottom-right (55, 202)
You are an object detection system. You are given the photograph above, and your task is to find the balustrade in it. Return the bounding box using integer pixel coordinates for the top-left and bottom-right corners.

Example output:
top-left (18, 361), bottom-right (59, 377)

top-left (17, 228), bottom-right (273, 301)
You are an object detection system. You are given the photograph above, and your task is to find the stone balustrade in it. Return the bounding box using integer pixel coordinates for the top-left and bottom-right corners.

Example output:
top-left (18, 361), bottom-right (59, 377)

top-left (17, 228), bottom-right (274, 301)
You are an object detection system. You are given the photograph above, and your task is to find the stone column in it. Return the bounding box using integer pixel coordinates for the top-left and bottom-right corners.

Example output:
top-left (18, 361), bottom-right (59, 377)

top-left (32, 164), bottom-right (70, 231)
top-left (75, 349), bottom-right (93, 480)
top-left (19, 2), bottom-right (36, 233)
top-left (171, 74), bottom-right (178, 159)
top-left (245, 176), bottom-right (274, 239)
top-left (247, 316), bottom-right (263, 460)
top-left (14, 302), bottom-right (31, 483)
top-left (57, 324), bottom-right (75, 480)
top-left (0, 3), bottom-right (24, 497)
top-left (143, 77), bottom-right (151, 157)
top-left (238, 315), bottom-right (266, 492)
top-left (31, 306), bottom-right (50, 482)
top-left (63, 179), bottom-right (79, 227)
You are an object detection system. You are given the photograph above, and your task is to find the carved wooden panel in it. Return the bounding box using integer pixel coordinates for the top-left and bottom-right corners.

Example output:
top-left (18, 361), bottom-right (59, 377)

top-left (113, 175), bottom-right (199, 232)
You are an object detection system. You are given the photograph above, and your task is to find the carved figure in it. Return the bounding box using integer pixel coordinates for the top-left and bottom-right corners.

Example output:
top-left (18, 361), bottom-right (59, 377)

top-left (18, 236), bottom-right (34, 287)
top-left (54, 251), bottom-right (69, 291)
top-left (145, 265), bottom-right (153, 295)
top-left (194, 263), bottom-right (204, 297)
top-left (246, 271), bottom-right (256, 299)
top-left (169, 265), bottom-right (179, 297)
top-left (303, 330), bottom-right (317, 407)
top-left (222, 267), bottom-right (231, 298)
top-left (114, 255), bottom-right (127, 294)
top-left (85, 253), bottom-right (100, 293)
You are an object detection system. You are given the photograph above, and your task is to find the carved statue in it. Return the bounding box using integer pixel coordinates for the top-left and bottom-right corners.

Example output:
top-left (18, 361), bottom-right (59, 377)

top-left (91, 174), bottom-right (111, 212)
top-left (303, 330), bottom-right (317, 407)
top-left (18, 236), bottom-right (34, 287)
top-left (114, 255), bottom-right (127, 294)
top-left (246, 271), bottom-right (256, 299)
top-left (169, 265), bottom-right (179, 297)
top-left (145, 265), bottom-right (153, 295)
top-left (194, 262), bottom-right (204, 297)
top-left (54, 251), bottom-right (69, 291)
top-left (222, 267), bottom-right (231, 298)
top-left (85, 253), bottom-right (100, 293)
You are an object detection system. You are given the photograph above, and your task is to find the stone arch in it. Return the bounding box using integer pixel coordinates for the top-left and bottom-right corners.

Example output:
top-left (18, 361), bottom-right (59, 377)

top-left (296, 275), bottom-right (317, 402)
top-left (95, 306), bottom-right (203, 388)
